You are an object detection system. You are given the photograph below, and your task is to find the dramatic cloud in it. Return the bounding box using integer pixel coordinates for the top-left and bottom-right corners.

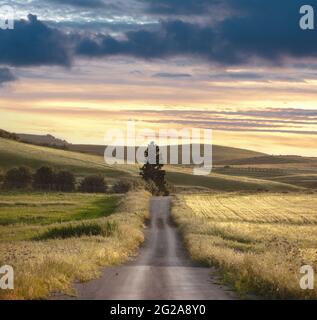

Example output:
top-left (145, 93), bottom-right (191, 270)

top-left (219, 1), bottom-right (317, 63)
top-left (3, 1), bottom-right (317, 68)
top-left (127, 107), bottom-right (317, 135)
top-left (0, 68), bottom-right (16, 84)
top-left (0, 14), bottom-right (72, 67)
top-left (76, 20), bottom-right (219, 61)
top-left (74, 0), bottom-right (317, 65)
top-left (47, 0), bottom-right (108, 8)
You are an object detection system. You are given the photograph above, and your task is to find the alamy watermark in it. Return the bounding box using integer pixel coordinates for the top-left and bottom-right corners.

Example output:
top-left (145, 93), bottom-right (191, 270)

top-left (300, 5), bottom-right (315, 30)
top-left (300, 265), bottom-right (314, 290)
top-left (0, 265), bottom-right (14, 290)
top-left (104, 121), bottom-right (213, 176)
top-left (0, 5), bottom-right (14, 30)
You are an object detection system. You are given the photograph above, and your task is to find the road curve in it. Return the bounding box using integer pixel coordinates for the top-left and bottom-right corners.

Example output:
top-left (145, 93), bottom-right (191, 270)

top-left (71, 197), bottom-right (236, 300)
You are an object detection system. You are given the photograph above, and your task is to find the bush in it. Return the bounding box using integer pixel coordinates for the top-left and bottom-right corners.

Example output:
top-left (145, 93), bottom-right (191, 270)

top-left (79, 175), bottom-right (107, 193)
top-left (112, 180), bottom-right (132, 194)
top-left (36, 221), bottom-right (118, 240)
top-left (55, 170), bottom-right (75, 192)
top-left (34, 221), bottom-right (118, 240)
top-left (3, 166), bottom-right (32, 190)
top-left (33, 166), bottom-right (55, 191)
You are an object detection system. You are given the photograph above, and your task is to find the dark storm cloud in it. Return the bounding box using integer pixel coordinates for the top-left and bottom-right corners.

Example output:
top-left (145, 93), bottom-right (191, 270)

top-left (3, 0), bottom-right (317, 68)
top-left (0, 14), bottom-right (72, 67)
top-left (76, 20), bottom-right (240, 63)
top-left (141, 0), bottom-right (317, 63)
top-left (0, 68), bottom-right (16, 84)
top-left (219, 1), bottom-right (317, 63)
top-left (47, 0), bottom-right (108, 8)
top-left (74, 0), bottom-right (317, 65)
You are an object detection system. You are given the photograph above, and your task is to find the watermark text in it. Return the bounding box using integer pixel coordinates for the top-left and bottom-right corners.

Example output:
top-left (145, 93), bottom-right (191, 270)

top-left (0, 5), bottom-right (14, 30)
top-left (0, 265), bottom-right (14, 290)
top-left (104, 122), bottom-right (213, 175)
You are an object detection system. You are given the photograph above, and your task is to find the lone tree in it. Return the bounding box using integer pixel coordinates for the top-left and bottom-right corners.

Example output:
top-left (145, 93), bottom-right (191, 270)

top-left (140, 142), bottom-right (168, 195)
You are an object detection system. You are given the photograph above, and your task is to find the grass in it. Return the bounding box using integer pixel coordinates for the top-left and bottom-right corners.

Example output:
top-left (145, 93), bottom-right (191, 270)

top-left (270, 174), bottom-right (317, 189)
top-left (0, 193), bottom-right (120, 226)
top-left (35, 221), bottom-right (118, 240)
top-left (0, 190), bottom-right (151, 300)
top-left (0, 137), bottom-right (136, 178)
top-left (166, 168), bottom-right (303, 192)
top-left (172, 192), bottom-right (317, 299)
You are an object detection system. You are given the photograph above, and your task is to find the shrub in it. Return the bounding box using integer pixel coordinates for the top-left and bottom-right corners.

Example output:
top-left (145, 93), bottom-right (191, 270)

top-left (79, 175), bottom-right (107, 193)
top-left (55, 170), bottom-right (75, 192)
top-left (3, 166), bottom-right (32, 189)
top-left (112, 180), bottom-right (132, 194)
top-left (33, 166), bottom-right (55, 191)
top-left (36, 221), bottom-right (118, 240)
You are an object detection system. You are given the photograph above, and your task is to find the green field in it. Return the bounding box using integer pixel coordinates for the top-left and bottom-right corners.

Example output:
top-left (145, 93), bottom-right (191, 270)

top-left (0, 191), bottom-right (150, 299)
top-left (0, 193), bottom-right (119, 226)
top-left (172, 192), bottom-right (317, 299)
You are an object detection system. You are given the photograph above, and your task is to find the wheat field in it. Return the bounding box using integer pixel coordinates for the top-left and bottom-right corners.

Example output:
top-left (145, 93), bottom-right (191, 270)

top-left (172, 192), bottom-right (317, 299)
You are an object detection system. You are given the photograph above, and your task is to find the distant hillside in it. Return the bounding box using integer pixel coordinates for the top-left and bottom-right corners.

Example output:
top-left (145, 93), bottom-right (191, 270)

top-left (2, 128), bottom-right (267, 164)
top-left (17, 133), bottom-right (69, 148)
top-left (70, 144), bottom-right (266, 165)
top-left (0, 129), bottom-right (20, 141)
top-left (0, 137), bottom-right (306, 192)
top-left (222, 155), bottom-right (317, 165)
top-left (0, 138), bottom-right (134, 179)
top-left (166, 170), bottom-right (303, 192)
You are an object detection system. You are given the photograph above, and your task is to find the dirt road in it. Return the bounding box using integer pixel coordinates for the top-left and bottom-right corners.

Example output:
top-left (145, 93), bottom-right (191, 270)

top-left (73, 197), bottom-right (235, 300)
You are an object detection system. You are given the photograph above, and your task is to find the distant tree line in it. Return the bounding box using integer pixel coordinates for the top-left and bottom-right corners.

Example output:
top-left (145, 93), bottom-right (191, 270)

top-left (20, 141), bottom-right (69, 150)
top-left (0, 166), bottom-right (135, 194)
top-left (0, 129), bottom-right (20, 141)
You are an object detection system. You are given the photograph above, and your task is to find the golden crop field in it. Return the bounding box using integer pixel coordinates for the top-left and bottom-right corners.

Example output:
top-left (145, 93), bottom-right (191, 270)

top-left (172, 192), bottom-right (317, 299)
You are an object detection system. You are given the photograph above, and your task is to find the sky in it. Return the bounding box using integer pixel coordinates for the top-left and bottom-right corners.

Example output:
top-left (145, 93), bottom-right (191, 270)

top-left (0, 0), bottom-right (317, 156)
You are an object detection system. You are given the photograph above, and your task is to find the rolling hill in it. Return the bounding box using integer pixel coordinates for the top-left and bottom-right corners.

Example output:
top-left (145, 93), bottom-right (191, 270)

top-left (17, 133), bottom-right (69, 148)
top-left (222, 155), bottom-right (317, 165)
top-left (165, 167), bottom-right (304, 192)
top-left (0, 138), bottom-right (135, 179)
top-left (0, 136), bottom-right (309, 192)
top-left (70, 143), bottom-right (266, 165)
